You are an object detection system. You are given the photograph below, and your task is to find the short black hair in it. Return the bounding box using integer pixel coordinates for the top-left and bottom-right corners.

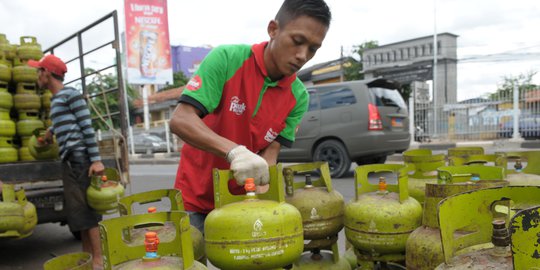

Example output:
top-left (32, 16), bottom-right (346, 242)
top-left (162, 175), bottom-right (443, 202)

top-left (275, 0), bottom-right (332, 28)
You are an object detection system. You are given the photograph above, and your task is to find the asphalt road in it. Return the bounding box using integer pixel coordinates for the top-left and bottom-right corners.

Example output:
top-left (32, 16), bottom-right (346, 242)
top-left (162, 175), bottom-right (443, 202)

top-left (1, 163), bottom-right (384, 270)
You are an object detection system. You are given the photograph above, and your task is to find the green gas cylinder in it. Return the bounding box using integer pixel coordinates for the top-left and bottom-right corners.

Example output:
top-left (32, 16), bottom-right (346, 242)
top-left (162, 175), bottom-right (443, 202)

top-left (16, 36), bottom-right (43, 61)
top-left (0, 83), bottom-right (13, 111)
top-left (499, 151), bottom-right (540, 185)
top-left (405, 166), bottom-right (508, 270)
top-left (510, 205), bottom-right (540, 268)
top-left (12, 58), bottom-right (37, 83)
top-left (118, 189), bottom-right (206, 265)
top-left (0, 116), bottom-right (16, 137)
top-left (403, 149), bottom-right (446, 204)
top-left (0, 184), bottom-right (25, 236)
top-left (14, 188), bottom-right (37, 238)
top-left (284, 162), bottom-right (344, 249)
top-left (0, 34), bottom-right (17, 60)
top-left (41, 89), bottom-right (52, 109)
top-left (344, 164), bottom-right (422, 267)
top-left (14, 92), bottom-right (41, 110)
top-left (16, 110), bottom-right (44, 137)
top-left (446, 146), bottom-right (484, 164)
top-left (28, 128), bottom-right (59, 160)
top-left (0, 54), bottom-right (11, 83)
top-left (100, 211), bottom-right (207, 270)
top-left (205, 165), bottom-right (304, 270)
top-left (0, 137), bottom-right (18, 163)
top-left (432, 186), bottom-right (540, 269)
top-left (86, 168), bottom-right (124, 214)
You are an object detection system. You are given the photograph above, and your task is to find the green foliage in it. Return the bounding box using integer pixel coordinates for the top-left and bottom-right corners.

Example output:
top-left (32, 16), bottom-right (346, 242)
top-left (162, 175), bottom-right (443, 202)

top-left (82, 68), bottom-right (139, 131)
top-left (343, 40), bottom-right (379, 81)
top-left (159, 71), bottom-right (189, 91)
top-left (489, 70), bottom-right (538, 100)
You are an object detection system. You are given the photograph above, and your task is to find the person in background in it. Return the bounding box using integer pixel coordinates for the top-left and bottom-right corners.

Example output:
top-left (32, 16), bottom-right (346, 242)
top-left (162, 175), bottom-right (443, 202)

top-left (169, 0), bottom-right (332, 233)
top-left (28, 55), bottom-right (105, 269)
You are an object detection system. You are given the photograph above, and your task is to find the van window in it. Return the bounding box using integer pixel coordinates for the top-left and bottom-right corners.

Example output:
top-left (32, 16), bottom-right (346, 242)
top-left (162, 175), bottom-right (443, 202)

top-left (308, 90), bottom-right (320, 111)
top-left (318, 87), bottom-right (357, 110)
top-left (369, 87), bottom-right (406, 108)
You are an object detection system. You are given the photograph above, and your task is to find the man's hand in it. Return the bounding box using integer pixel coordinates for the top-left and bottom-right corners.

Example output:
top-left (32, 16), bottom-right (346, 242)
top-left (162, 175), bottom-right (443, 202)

top-left (42, 129), bottom-right (54, 145)
top-left (226, 145), bottom-right (269, 185)
top-left (88, 161), bottom-right (105, 176)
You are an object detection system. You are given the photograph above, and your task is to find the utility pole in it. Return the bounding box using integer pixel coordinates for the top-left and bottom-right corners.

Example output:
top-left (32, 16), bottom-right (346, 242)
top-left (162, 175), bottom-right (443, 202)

top-left (340, 45), bottom-right (344, 82)
top-left (432, 0), bottom-right (438, 138)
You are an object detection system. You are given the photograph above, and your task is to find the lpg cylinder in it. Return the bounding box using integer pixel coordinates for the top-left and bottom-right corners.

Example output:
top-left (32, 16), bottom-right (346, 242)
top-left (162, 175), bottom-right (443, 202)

top-left (499, 151), bottom-right (540, 185)
top-left (16, 82), bottom-right (37, 95)
top-left (41, 89), bottom-right (52, 109)
top-left (118, 189), bottom-right (206, 265)
top-left (344, 164), bottom-right (422, 267)
top-left (14, 92), bottom-right (41, 110)
top-left (16, 110), bottom-right (44, 137)
top-left (446, 146), bottom-right (484, 165)
top-left (205, 165), bottom-right (304, 270)
top-left (403, 149), bottom-right (446, 204)
top-left (0, 112), bottom-right (16, 137)
top-left (430, 186), bottom-right (540, 269)
top-left (510, 205), bottom-right (540, 268)
top-left (28, 128), bottom-right (58, 160)
top-left (14, 188), bottom-right (37, 238)
top-left (0, 184), bottom-right (25, 236)
top-left (12, 58), bottom-right (38, 83)
top-left (405, 165), bottom-right (508, 270)
top-left (0, 85), bottom-right (13, 111)
top-left (0, 54), bottom-right (11, 82)
top-left (435, 220), bottom-right (512, 269)
top-left (100, 211), bottom-right (207, 270)
top-left (0, 34), bottom-right (17, 60)
top-left (283, 162), bottom-right (344, 249)
top-left (16, 36), bottom-right (43, 61)
top-left (0, 136), bottom-right (18, 163)
top-left (86, 168), bottom-right (124, 214)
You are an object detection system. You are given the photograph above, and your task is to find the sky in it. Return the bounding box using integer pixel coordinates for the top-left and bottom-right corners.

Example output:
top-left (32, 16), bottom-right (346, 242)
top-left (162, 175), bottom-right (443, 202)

top-left (1, 0), bottom-right (540, 101)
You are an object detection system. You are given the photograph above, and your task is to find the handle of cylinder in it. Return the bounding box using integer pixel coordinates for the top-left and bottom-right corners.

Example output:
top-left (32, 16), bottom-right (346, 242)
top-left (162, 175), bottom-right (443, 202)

top-left (354, 164), bottom-right (413, 203)
top-left (213, 164), bottom-right (285, 208)
top-left (283, 162), bottom-right (334, 195)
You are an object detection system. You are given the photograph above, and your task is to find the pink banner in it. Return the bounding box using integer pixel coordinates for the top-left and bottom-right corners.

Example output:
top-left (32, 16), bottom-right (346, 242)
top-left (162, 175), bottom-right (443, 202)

top-left (124, 0), bottom-right (173, 84)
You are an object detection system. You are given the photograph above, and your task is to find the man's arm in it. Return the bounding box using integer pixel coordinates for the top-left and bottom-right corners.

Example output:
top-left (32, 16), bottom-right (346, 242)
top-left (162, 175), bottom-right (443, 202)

top-left (169, 102), bottom-right (237, 158)
top-left (259, 140), bottom-right (281, 166)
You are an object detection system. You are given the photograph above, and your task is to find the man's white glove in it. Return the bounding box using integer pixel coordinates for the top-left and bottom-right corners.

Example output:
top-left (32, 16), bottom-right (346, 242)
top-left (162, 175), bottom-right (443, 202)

top-left (226, 145), bottom-right (269, 185)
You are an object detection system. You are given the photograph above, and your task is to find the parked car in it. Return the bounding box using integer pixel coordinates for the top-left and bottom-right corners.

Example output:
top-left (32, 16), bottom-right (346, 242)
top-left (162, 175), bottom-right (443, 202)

top-left (498, 115), bottom-right (540, 139)
top-left (278, 78), bottom-right (411, 178)
top-left (129, 133), bottom-right (173, 154)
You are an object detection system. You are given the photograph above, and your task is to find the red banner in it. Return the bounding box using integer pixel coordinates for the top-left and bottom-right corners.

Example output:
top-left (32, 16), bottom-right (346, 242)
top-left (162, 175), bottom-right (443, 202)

top-left (124, 0), bottom-right (173, 84)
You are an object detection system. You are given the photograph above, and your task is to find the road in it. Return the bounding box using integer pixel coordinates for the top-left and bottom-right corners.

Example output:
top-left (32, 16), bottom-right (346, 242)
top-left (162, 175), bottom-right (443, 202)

top-left (1, 163), bottom-right (380, 270)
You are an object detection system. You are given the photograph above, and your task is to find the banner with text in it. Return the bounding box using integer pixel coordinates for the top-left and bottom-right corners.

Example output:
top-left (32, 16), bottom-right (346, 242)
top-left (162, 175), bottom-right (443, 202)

top-left (124, 0), bottom-right (173, 84)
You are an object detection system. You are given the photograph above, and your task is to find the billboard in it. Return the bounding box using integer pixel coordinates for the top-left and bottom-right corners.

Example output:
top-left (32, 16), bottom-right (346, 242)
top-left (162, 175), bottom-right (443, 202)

top-left (124, 0), bottom-right (173, 84)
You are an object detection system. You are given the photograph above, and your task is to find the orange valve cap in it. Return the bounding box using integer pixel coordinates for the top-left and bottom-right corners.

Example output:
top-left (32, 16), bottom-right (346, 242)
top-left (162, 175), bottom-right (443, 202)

top-left (244, 178), bottom-right (256, 192)
top-left (147, 207), bottom-right (157, 213)
top-left (378, 177), bottom-right (387, 192)
top-left (101, 175), bottom-right (108, 182)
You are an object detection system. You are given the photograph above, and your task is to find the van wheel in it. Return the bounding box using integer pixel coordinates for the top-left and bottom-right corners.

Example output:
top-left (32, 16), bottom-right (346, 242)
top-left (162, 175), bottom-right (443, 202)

top-left (313, 140), bottom-right (351, 178)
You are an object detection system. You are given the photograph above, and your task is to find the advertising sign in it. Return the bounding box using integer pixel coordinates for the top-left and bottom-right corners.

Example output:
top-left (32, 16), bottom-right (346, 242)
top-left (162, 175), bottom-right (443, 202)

top-left (124, 0), bottom-right (173, 84)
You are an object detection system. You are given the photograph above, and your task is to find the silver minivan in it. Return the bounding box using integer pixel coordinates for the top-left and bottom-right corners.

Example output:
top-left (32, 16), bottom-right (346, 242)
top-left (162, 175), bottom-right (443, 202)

top-left (278, 78), bottom-right (411, 178)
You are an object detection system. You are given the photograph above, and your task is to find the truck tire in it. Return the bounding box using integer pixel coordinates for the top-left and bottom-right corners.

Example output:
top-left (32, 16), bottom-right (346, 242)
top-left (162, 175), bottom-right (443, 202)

top-left (313, 139), bottom-right (351, 178)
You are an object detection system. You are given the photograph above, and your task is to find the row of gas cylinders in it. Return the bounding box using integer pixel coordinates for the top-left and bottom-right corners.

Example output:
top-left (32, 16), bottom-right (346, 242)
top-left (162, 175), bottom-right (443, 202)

top-left (1, 81), bottom-right (55, 162)
top-left (0, 34), bottom-right (43, 84)
top-left (47, 151), bottom-right (540, 270)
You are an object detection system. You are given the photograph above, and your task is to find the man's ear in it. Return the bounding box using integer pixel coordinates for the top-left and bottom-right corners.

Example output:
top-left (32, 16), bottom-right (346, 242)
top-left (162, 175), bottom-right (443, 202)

top-left (267, 20), bottom-right (279, 39)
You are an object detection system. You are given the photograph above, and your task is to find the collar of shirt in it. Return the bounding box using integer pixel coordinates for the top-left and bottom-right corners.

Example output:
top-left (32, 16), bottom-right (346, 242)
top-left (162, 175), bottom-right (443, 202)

top-left (252, 41), bottom-right (297, 88)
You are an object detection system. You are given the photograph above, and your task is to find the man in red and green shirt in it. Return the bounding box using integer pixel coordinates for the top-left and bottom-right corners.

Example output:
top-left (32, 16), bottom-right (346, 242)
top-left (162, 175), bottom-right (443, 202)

top-left (169, 0), bottom-right (331, 232)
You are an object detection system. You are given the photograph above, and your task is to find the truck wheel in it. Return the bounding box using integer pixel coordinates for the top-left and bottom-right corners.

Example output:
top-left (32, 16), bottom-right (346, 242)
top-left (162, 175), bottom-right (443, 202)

top-left (313, 139), bottom-right (351, 178)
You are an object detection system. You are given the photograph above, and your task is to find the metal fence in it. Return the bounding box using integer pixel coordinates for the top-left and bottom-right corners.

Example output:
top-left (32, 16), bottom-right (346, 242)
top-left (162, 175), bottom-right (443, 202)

top-left (412, 84), bottom-right (540, 142)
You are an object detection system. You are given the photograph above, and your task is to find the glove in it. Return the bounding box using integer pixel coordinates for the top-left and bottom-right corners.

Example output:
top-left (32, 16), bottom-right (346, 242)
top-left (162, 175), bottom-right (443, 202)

top-left (226, 145), bottom-right (269, 185)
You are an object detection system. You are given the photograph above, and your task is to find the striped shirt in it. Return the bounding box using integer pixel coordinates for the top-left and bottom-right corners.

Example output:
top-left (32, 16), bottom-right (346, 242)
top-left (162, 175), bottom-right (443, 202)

top-left (49, 87), bottom-right (101, 162)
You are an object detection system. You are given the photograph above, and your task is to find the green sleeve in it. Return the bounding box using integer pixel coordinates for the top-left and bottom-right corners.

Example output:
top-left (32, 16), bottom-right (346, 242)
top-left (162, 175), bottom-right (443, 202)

top-left (180, 46), bottom-right (229, 114)
top-left (279, 79), bottom-right (309, 142)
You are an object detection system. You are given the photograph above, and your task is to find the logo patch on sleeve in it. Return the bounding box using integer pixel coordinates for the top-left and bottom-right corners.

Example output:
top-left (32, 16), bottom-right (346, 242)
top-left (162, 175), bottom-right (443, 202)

top-left (186, 75), bottom-right (202, 91)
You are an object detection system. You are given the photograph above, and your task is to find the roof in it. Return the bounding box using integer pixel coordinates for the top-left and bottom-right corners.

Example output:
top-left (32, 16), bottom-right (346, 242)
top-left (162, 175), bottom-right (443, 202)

top-left (133, 86), bottom-right (184, 108)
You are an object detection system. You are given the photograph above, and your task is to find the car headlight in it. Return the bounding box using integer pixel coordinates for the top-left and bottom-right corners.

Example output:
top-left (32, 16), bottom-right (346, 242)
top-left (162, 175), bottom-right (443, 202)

top-left (152, 142), bottom-right (160, 147)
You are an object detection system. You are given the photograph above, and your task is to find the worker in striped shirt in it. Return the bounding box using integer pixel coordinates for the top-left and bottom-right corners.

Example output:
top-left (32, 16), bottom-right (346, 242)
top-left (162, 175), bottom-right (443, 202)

top-left (29, 54), bottom-right (104, 269)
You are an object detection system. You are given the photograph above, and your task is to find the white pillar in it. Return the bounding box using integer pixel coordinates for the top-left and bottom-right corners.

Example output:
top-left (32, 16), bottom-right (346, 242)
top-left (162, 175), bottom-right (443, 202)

top-left (142, 85), bottom-right (150, 131)
top-left (165, 121), bottom-right (171, 154)
top-left (511, 82), bottom-right (522, 141)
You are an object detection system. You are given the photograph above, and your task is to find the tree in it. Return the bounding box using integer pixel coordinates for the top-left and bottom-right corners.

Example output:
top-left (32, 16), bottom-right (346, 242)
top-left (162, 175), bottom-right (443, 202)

top-left (159, 71), bottom-right (189, 91)
top-left (81, 68), bottom-right (140, 131)
top-left (343, 40), bottom-right (379, 81)
top-left (489, 70), bottom-right (538, 100)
